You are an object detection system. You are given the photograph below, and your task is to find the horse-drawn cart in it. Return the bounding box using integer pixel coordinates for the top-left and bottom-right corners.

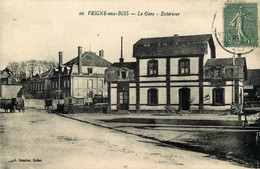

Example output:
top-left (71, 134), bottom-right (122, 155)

top-left (0, 97), bottom-right (25, 112)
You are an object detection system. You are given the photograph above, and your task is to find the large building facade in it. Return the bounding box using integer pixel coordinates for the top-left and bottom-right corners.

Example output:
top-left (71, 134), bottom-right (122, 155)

top-left (106, 34), bottom-right (247, 113)
top-left (27, 47), bottom-right (111, 100)
top-left (50, 47), bottom-right (111, 100)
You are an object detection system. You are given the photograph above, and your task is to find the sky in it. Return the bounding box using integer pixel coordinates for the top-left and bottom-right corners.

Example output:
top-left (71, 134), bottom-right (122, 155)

top-left (1, 0), bottom-right (259, 69)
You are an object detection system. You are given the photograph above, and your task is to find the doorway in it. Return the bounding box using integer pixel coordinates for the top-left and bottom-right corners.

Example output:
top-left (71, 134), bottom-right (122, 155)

top-left (118, 83), bottom-right (129, 110)
top-left (179, 88), bottom-right (190, 111)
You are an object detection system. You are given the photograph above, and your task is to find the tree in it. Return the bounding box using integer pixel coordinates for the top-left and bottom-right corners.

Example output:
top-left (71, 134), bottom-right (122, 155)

top-left (5, 60), bottom-right (57, 81)
top-left (27, 60), bottom-right (38, 77)
top-left (7, 62), bottom-right (19, 80)
top-left (19, 61), bottom-right (27, 80)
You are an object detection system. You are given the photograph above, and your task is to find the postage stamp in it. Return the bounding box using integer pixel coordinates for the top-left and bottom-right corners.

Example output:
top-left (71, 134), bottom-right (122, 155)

top-left (224, 3), bottom-right (258, 47)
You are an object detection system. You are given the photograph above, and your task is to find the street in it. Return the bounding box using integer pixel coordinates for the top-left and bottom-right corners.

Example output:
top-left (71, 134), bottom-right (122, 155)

top-left (0, 109), bottom-right (248, 169)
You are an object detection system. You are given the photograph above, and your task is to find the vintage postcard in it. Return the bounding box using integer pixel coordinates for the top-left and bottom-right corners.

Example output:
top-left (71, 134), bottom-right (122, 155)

top-left (1, 0), bottom-right (260, 169)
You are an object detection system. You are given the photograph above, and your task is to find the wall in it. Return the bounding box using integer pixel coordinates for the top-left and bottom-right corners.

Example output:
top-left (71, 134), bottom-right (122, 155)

top-left (72, 65), bottom-right (107, 75)
top-left (129, 83), bottom-right (136, 110)
top-left (72, 76), bottom-right (107, 97)
top-left (139, 58), bottom-right (166, 76)
top-left (24, 99), bottom-right (64, 109)
top-left (1, 85), bottom-right (22, 99)
top-left (170, 57), bottom-right (199, 75)
top-left (110, 84), bottom-right (117, 110)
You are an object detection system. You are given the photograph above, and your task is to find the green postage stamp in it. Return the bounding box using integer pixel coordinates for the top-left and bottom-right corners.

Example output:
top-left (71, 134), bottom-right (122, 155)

top-left (224, 3), bottom-right (258, 47)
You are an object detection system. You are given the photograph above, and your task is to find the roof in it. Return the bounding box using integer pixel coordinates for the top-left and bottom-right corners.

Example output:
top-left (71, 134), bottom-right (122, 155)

top-left (64, 51), bottom-right (111, 67)
top-left (204, 57), bottom-right (246, 67)
top-left (40, 69), bottom-right (54, 78)
top-left (244, 69), bottom-right (260, 85)
top-left (109, 62), bottom-right (137, 70)
top-left (135, 34), bottom-right (212, 45)
top-left (133, 34), bottom-right (214, 57)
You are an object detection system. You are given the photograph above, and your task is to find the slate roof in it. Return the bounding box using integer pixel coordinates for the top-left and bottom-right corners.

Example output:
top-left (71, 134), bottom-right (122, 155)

top-left (204, 57), bottom-right (246, 67)
top-left (133, 34), bottom-right (214, 57)
top-left (135, 34), bottom-right (212, 45)
top-left (244, 69), bottom-right (260, 85)
top-left (109, 62), bottom-right (137, 70)
top-left (64, 51), bottom-right (111, 67)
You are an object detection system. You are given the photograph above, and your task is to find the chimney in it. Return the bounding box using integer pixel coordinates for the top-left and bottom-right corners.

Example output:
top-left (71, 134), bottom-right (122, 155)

top-left (99, 49), bottom-right (104, 57)
top-left (59, 51), bottom-right (63, 65)
top-left (119, 36), bottom-right (124, 63)
top-left (78, 46), bottom-right (82, 74)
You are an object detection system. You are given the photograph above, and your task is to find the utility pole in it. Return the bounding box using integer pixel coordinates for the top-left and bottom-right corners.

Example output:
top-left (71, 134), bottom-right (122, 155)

top-left (58, 51), bottom-right (63, 105)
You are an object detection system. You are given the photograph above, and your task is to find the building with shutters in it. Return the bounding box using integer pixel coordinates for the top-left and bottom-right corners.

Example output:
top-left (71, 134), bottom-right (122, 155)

top-left (49, 47), bottom-right (111, 100)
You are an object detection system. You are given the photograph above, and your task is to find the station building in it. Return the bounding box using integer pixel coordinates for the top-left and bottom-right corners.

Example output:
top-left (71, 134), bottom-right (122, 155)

top-left (105, 34), bottom-right (247, 113)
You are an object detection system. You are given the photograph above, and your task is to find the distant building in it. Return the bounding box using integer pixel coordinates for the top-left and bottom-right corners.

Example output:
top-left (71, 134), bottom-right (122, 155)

top-left (244, 69), bottom-right (260, 101)
top-left (106, 34), bottom-right (247, 113)
top-left (25, 47), bottom-right (111, 100)
top-left (28, 69), bottom-right (54, 99)
top-left (49, 47), bottom-right (111, 100)
top-left (0, 68), bottom-right (22, 99)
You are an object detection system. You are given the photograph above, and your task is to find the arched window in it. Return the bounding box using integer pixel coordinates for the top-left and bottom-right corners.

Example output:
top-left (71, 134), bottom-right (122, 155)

top-left (147, 60), bottom-right (158, 76)
top-left (178, 59), bottom-right (190, 75)
top-left (213, 88), bottom-right (225, 105)
top-left (148, 88), bottom-right (158, 105)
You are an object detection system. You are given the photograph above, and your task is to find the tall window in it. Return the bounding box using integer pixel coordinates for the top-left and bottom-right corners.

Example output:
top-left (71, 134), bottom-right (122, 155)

top-left (147, 60), bottom-right (158, 76)
top-left (213, 88), bottom-right (225, 105)
top-left (179, 59), bottom-right (190, 75)
top-left (99, 80), bottom-right (104, 88)
top-left (148, 88), bottom-right (158, 105)
top-left (88, 79), bottom-right (93, 89)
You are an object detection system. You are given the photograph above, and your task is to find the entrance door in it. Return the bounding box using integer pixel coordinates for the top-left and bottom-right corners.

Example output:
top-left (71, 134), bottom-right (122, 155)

top-left (118, 82), bottom-right (129, 110)
top-left (179, 88), bottom-right (190, 110)
top-left (119, 90), bottom-right (129, 110)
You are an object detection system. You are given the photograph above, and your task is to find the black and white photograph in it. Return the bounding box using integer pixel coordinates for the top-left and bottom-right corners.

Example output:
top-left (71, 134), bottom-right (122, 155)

top-left (0, 0), bottom-right (260, 168)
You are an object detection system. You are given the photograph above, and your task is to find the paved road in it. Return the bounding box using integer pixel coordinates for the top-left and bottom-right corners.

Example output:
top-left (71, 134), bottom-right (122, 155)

top-left (0, 109), bottom-right (248, 169)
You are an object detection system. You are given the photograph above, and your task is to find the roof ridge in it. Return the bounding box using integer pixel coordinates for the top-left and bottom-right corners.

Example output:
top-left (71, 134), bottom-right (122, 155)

top-left (138, 33), bottom-right (212, 40)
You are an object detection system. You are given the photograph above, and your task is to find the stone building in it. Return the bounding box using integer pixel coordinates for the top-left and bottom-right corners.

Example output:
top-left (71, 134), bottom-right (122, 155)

top-left (49, 47), bottom-right (111, 100)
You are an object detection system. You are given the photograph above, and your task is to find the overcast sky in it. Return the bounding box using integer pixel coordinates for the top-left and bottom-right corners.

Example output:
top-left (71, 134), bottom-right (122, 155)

top-left (1, 0), bottom-right (259, 69)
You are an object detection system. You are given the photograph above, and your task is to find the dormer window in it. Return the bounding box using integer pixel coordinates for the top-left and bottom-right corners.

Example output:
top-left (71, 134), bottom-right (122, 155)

top-left (144, 44), bottom-right (150, 47)
top-left (88, 68), bottom-right (93, 74)
top-left (121, 71), bottom-right (127, 79)
top-left (214, 65), bottom-right (224, 77)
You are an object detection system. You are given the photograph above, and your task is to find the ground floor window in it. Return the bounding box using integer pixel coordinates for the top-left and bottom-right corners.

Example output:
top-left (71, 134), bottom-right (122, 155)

top-left (213, 88), bottom-right (225, 105)
top-left (148, 88), bottom-right (158, 105)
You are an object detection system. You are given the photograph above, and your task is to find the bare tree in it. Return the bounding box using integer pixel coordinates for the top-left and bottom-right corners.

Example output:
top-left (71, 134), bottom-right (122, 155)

top-left (7, 62), bottom-right (19, 80)
top-left (27, 60), bottom-right (38, 77)
top-left (19, 61), bottom-right (27, 79)
top-left (5, 60), bottom-right (57, 81)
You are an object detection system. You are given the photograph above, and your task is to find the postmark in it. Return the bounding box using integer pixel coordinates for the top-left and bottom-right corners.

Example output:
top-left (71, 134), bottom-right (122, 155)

top-left (224, 3), bottom-right (258, 47)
